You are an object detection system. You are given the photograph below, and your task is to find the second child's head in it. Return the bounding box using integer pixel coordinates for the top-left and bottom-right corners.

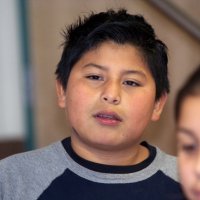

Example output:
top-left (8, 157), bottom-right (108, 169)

top-left (175, 65), bottom-right (200, 200)
top-left (55, 9), bottom-right (169, 161)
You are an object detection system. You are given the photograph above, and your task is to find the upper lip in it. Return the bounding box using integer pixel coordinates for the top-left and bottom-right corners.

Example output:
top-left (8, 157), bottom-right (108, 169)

top-left (93, 111), bottom-right (122, 122)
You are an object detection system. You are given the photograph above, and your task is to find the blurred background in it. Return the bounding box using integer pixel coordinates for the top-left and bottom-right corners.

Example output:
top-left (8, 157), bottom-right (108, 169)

top-left (0, 0), bottom-right (200, 159)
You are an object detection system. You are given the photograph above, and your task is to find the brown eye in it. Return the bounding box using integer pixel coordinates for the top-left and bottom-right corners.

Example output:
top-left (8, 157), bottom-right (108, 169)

top-left (86, 75), bottom-right (103, 81)
top-left (123, 80), bottom-right (140, 87)
top-left (181, 144), bottom-right (196, 153)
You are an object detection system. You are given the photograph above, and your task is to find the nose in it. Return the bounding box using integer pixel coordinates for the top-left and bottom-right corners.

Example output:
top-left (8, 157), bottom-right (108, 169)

top-left (101, 81), bottom-right (121, 105)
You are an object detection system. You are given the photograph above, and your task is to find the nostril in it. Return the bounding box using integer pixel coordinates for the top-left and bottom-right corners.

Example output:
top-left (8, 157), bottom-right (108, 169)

top-left (103, 97), bottom-right (108, 101)
top-left (102, 95), bottom-right (120, 105)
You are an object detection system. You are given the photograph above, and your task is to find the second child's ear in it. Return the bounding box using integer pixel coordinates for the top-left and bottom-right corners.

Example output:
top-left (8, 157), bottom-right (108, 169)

top-left (56, 80), bottom-right (66, 108)
top-left (151, 92), bottom-right (168, 121)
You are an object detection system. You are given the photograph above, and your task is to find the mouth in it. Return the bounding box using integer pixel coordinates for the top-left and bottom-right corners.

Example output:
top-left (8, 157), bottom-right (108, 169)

top-left (93, 111), bottom-right (122, 126)
top-left (191, 188), bottom-right (200, 199)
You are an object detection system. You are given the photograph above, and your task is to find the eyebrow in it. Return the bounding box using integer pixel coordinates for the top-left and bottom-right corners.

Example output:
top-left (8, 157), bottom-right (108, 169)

top-left (83, 63), bottom-right (108, 71)
top-left (176, 127), bottom-right (197, 140)
top-left (83, 63), bottom-right (146, 78)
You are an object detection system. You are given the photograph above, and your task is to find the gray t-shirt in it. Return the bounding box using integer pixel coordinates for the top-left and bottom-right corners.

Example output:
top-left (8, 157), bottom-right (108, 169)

top-left (0, 137), bottom-right (185, 200)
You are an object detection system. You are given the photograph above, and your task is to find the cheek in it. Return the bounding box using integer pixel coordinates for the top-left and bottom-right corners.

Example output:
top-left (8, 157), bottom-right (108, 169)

top-left (65, 84), bottom-right (95, 123)
top-left (124, 94), bottom-right (155, 138)
top-left (178, 155), bottom-right (193, 186)
top-left (67, 82), bottom-right (92, 106)
top-left (128, 93), bottom-right (155, 119)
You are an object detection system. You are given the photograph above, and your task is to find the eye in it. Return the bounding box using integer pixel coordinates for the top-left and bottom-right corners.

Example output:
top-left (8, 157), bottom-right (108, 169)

top-left (85, 75), bottom-right (103, 81)
top-left (180, 144), bottom-right (197, 154)
top-left (123, 80), bottom-right (140, 87)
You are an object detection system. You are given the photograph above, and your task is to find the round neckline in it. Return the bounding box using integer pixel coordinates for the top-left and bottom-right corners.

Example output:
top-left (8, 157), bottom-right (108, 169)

top-left (61, 137), bottom-right (156, 174)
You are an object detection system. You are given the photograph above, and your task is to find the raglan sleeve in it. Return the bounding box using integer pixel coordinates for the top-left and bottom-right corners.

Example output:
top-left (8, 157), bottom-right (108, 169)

top-left (0, 180), bottom-right (4, 200)
top-left (0, 162), bottom-right (6, 200)
top-left (0, 157), bottom-right (14, 200)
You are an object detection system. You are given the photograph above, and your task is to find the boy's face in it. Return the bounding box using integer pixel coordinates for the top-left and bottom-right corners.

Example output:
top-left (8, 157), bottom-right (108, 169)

top-left (57, 41), bottom-right (166, 156)
top-left (177, 96), bottom-right (200, 200)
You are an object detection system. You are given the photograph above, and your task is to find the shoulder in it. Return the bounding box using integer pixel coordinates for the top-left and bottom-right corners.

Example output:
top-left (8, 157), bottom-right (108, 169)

top-left (1, 141), bottom-right (61, 164)
top-left (0, 141), bottom-right (70, 198)
top-left (154, 145), bottom-right (179, 182)
top-left (0, 141), bottom-right (67, 181)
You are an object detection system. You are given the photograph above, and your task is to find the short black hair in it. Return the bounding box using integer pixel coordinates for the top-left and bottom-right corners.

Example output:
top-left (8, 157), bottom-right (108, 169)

top-left (55, 9), bottom-right (169, 100)
top-left (175, 65), bottom-right (200, 121)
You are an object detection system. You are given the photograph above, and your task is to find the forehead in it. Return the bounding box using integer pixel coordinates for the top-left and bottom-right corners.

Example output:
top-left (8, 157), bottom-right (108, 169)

top-left (179, 96), bottom-right (200, 120)
top-left (74, 41), bottom-right (150, 74)
top-left (177, 96), bottom-right (200, 139)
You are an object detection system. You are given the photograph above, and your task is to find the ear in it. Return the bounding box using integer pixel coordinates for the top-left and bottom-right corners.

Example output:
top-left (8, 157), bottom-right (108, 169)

top-left (151, 93), bottom-right (168, 121)
top-left (56, 80), bottom-right (66, 108)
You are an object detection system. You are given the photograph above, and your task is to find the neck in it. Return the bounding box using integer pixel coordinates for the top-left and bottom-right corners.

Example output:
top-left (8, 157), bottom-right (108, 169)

top-left (70, 135), bottom-right (149, 166)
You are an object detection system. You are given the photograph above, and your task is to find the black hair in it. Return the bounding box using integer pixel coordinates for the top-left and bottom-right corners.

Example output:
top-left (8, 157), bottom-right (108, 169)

top-left (175, 65), bottom-right (200, 121)
top-left (55, 9), bottom-right (169, 100)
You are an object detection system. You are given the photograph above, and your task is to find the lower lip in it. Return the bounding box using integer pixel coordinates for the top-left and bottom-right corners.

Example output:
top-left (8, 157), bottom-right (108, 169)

top-left (192, 190), bottom-right (200, 199)
top-left (94, 117), bottom-right (121, 126)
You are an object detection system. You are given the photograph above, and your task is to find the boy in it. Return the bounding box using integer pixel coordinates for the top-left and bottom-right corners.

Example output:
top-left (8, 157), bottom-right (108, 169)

top-left (0, 9), bottom-right (185, 199)
top-left (175, 65), bottom-right (200, 200)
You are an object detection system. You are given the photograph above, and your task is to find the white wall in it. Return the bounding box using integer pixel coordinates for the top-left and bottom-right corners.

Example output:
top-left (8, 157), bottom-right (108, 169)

top-left (0, 0), bottom-right (25, 139)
